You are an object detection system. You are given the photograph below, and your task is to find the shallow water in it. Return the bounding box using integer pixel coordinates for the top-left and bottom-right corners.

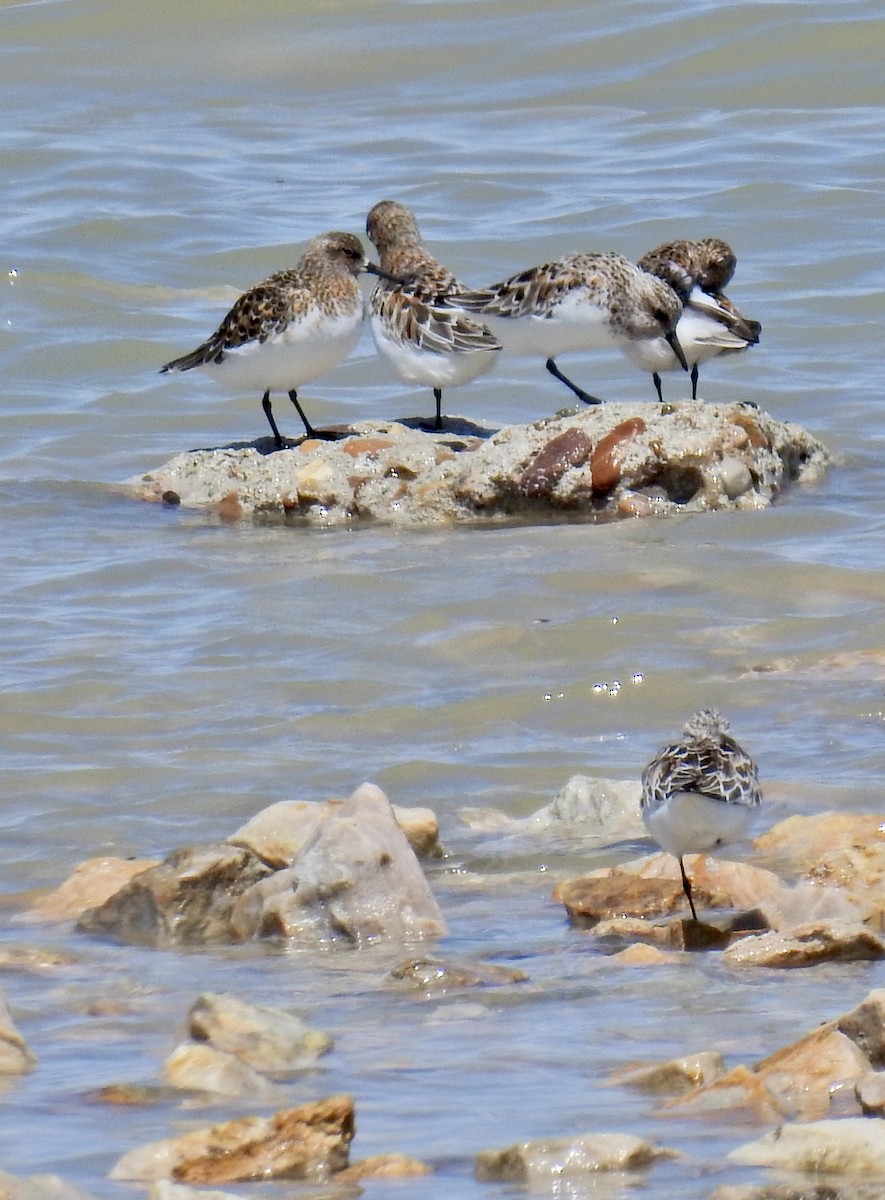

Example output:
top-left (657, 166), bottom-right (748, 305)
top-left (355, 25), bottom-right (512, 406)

top-left (2, 0), bottom-right (885, 1194)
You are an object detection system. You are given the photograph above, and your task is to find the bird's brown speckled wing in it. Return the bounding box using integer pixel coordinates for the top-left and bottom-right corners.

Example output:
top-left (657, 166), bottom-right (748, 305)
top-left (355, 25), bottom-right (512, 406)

top-left (641, 729), bottom-right (761, 810)
top-left (162, 270), bottom-right (305, 372)
top-left (373, 286), bottom-right (500, 355)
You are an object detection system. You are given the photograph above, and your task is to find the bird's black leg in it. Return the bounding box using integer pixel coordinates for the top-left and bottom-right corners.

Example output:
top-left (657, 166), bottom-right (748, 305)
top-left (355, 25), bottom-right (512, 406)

top-left (678, 856), bottom-right (699, 920)
top-left (545, 358), bottom-right (604, 405)
top-left (261, 391), bottom-right (285, 450)
top-left (690, 364), bottom-right (699, 400)
top-left (653, 372), bottom-right (664, 403)
top-left (433, 388), bottom-right (443, 432)
top-left (287, 390), bottom-right (318, 440)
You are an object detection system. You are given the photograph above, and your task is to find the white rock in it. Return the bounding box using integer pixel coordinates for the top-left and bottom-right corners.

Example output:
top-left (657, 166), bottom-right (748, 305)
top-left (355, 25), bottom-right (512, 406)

top-left (232, 783), bottom-right (446, 945)
top-left (729, 1117), bottom-right (885, 1175)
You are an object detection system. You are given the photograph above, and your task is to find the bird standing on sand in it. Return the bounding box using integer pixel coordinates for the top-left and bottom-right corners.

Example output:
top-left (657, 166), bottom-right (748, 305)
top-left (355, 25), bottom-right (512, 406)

top-left (161, 231), bottom-right (384, 449)
top-left (365, 200), bottom-right (501, 432)
top-left (626, 238), bottom-right (761, 402)
top-left (455, 250), bottom-right (688, 406)
top-left (640, 709), bottom-right (762, 920)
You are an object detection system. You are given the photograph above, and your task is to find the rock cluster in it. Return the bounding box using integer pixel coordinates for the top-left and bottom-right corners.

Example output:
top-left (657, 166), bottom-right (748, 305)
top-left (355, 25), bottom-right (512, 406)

top-left (17, 765), bottom-right (885, 1198)
top-left (126, 400), bottom-right (829, 525)
top-left (553, 808), bottom-right (885, 965)
top-left (30, 783), bottom-right (446, 949)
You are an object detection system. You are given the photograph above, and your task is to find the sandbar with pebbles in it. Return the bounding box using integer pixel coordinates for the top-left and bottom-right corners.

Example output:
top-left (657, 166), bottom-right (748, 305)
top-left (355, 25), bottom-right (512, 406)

top-left (126, 398), bottom-right (829, 526)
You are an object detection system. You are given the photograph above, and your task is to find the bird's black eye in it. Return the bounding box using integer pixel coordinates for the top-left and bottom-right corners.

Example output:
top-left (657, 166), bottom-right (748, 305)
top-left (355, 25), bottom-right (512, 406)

top-left (654, 308), bottom-right (669, 324)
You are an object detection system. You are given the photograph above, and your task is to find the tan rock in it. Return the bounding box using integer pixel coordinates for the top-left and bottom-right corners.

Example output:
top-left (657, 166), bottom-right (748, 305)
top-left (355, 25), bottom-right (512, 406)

top-left (556, 853), bottom-right (782, 927)
top-left (856, 1072), bottom-right (885, 1116)
top-left (388, 957), bottom-right (528, 992)
top-left (755, 812), bottom-right (885, 918)
top-left (0, 987), bottom-right (36, 1074)
top-left (186, 993), bottom-right (331, 1073)
top-left (555, 871), bottom-right (685, 925)
top-left (229, 799), bottom-right (441, 868)
top-left (608, 943), bottom-right (683, 966)
top-left (729, 1117), bottom-right (885, 1175)
top-left (162, 1043), bottom-right (280, 1100)
top-left (722, 921), bottom-right (885, 968)
top-left (229, 801), bottom-right (336, 867)
top-left (752, 1026), bottom-right (871, 1118)
top-left (336, 1154), bottom-right (431, 1181)
top-left (591, 917), bottom-right (686, 949)
top-left (28, 857), bottom-right (160, 921)
top-left (76, 845), bottom-right (273, 947)
top-left (475, 1133), bottom-right (678, 1181)
top-left (109, 1094), bottom-right (354, 1183)
top-left (837, 990), bottom-right (885, 1068)
top-left (230, 783), bottom-right (446, 945)
top-left (611, 1052), bottom-right (726, 1094)
top-left (661, 1064), bottom-right (787, 1123)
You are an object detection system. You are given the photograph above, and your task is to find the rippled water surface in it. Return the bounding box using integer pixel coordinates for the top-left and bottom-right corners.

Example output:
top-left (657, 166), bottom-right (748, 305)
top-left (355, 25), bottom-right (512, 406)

top-left (2, 0), bottom-right (885, 1194)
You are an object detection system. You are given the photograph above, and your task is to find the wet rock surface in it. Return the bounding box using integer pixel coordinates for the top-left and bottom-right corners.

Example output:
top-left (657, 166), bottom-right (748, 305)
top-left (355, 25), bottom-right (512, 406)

top-left (75, 845), bottom-right (274, 948)
top-left (126, 401), bottom-right (829, 526)
top-left (185, 992), bottom-right (332, 1074)
top-left (65, 783), bottom-right (445, 949)
top-left (474, 1132), bottom-right (679, 1181)
top-left (109, 1094), bottom-right (355, 1183)
top-left (728, 1117), bottom-right (885, 1176)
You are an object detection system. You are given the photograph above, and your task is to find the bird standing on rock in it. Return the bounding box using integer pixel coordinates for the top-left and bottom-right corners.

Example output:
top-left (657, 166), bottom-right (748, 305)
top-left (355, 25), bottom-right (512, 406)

top-left (640, 709), bottom-right (762, 920)
top-left (455, 250), bottom-right (688, 406)
top-left (626, 238), bottom-right (761, 403)
top-left (161, 231), bottom-right (385, 449)
top-left (365, 200), bottom-right (501, 432)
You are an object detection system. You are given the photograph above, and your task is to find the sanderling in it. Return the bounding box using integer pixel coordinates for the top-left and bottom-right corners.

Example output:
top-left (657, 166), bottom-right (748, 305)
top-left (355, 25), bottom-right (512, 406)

top-left (365, 200), bottom-right (500, 432)
top-left (455, 251), bottom-right (687, 405)
top-left (640, 709), bottom-right (762, 920)
top-left (161, 231), bottom-right (384, 449)
top-left (626, 238), bottom-right (761, 402)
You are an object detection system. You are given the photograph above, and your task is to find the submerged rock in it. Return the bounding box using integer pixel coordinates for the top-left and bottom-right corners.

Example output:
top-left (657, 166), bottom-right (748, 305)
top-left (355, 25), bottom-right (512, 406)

top-left (610, 1052), bottom-right (727, 1095)
top-left (110, 1094), bottom-right (354, 1183)
top-left (722, 920), bottom-right (885, 968)
top-left (388, 956), bottom-right (528, 993)
top-left (162, 1043), bottom-right (280, 1101)
top-left (126, 401), bottom-right (829, 526)
top-left (475, 1132), bottom-right (679, 1181)
top-left (186, 992), bottom-right (332, 1073)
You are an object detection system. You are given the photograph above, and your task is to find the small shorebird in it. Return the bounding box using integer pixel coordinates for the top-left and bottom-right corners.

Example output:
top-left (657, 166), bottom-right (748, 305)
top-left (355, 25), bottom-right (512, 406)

top-left (626, 238), bottom-right (761, 402)
top-left (161, 231), bottom-right (384, 448)
top-left (455, 251), bottom-right (687, 405)
top-left (365, 200), bottom-right (500, 431)
top-left (640, 709), bottom-right (762, 920)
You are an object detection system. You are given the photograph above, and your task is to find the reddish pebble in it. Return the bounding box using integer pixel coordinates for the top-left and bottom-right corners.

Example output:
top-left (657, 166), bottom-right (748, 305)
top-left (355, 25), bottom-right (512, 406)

top-left (591, 418), bottom-right (646, 494)
top-left (342, 438), bottom-right (395, 458)
top-left (215, 491), bottom-right (243, 521)
top-left (519, 428), bottom-right (593, 498)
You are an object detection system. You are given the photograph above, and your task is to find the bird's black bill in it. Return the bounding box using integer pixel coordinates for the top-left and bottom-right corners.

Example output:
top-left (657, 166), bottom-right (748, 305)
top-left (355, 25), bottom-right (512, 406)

top-left (666, 330), bottom-right (689, 372)
top-left (364, 261), bottom-right (404, 284)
